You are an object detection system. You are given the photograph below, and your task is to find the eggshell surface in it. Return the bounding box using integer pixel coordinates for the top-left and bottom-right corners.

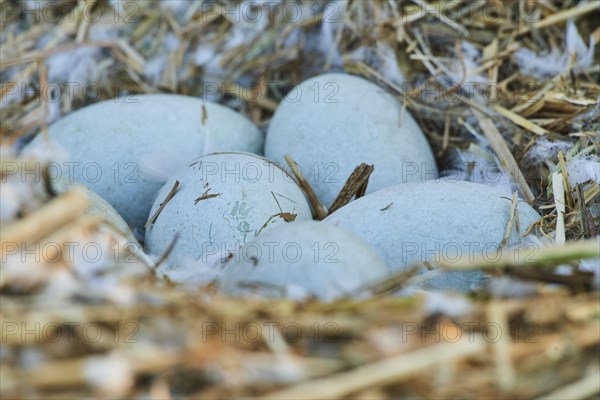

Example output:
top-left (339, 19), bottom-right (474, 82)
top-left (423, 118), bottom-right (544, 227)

top-left (218, 221), bottom-right (389, 301)
top-left (323, 180), bottom-right (541, 292)
top-left (50, 177), bottom-right (138, 244)
top-left (145, 152), bottom-right (312, 280)
top-left (24, 94), bottom-right (263, 229)
top-left (265, 73), bottom-right (438, 208)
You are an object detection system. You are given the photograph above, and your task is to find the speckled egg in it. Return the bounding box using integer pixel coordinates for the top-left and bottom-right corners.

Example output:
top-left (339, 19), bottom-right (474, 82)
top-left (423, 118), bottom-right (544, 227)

top-left (24, 94), bottom-right (264, 229)
top-left (323, 180), bottom-right (542, 292)
top-left (145, 152), bottom-right (313, 281)
top-left (265, 73), bottom-right (438, 208)
top-left (218, 220), bottom-right (389, 301)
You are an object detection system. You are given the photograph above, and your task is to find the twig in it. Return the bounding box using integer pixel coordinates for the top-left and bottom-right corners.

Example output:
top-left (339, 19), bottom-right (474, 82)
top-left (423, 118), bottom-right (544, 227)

top-left (328, 163), bottom-right (374, 215)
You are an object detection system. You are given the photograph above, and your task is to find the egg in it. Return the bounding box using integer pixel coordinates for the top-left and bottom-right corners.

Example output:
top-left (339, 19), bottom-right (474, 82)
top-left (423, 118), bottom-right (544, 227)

top-left (265, 73), bottom-right (438, 208)
top-left (24, 94), bottom-right (263, 229)
top-left (323, 180), bottom-right (542, 292)
top-left (218, 220), bottom-right (389, 301)
top-left (145, 152), bottom-right (313, 280)
top-left (50, 177), bottom-right (137, 244)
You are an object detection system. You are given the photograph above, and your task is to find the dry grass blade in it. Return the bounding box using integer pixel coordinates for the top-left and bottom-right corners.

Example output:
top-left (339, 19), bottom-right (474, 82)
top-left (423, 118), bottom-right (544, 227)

top-left (0, 40), bottom-right (116, 68)
top-left (222, 82), bottom-right (278, 111)
top-left (552, 172), bottom-right (566, 245)
top-left (499, 192), bottom-right (519, 251)
top-left (410, 0), bottom-right (469, 37)
top-left (261, 338), bottom-right (486, 400)
top-left (472, 109), bottom-right (535, 204)
top-left (152, 233), bottom-right (180, 271)
top-left (353, 265), bottom-right (423, 297)
top-left (537, 364), bottom-right (600, 400)
top-left (194, 189), bottom-right (221, 204)
top-left (328, 163), bottom-right (374, 215)
top-left (488, 303), bottom-right (515, 391)
top-left (517, 1), bottom-right (600, 35)
top-left (557, 151), bottom-right (575, 209)
top-left (145, 180), bottom-right (180, 228)
top-left (438, 239), bottom-right (600, 271)
top-left (284, 154), bottom-right (328, 220)
top-left (492, 105), bottom-right (549, 136)
top-left (583, 183), bottom-right (599, 205)
top-left (38, 215), bottom-right (104, 263)
top-left (201, 104), bottom-right (208, 126)
top-left (503, 268), bottom-right (594, 293)
top-left (576, 185), bottom-right (596, 238)
top-left (256, 211), bottom-right (298, 236)
top-left (0, 188), bottom-right (88, 245)
top-left (2, 2), bottom-right (599, 398)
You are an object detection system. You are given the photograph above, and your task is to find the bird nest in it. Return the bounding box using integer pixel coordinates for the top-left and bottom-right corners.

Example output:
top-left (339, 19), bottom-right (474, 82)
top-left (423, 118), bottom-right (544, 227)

top-left (1, 0), bottom-right (599, 398)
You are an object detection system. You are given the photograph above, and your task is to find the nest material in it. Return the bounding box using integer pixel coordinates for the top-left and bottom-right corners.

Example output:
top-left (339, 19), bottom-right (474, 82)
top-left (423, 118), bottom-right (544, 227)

top-left (1, 0), bottom-right (600, 398)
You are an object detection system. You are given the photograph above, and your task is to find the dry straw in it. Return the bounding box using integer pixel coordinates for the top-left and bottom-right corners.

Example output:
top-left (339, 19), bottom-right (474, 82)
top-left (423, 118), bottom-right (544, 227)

top-left (1, 0), bottom-right (599, 398)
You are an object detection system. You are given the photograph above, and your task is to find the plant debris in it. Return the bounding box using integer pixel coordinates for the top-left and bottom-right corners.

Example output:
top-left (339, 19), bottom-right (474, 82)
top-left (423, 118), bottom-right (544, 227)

top-left (145, 180), bottom-right (180, 228)
top-left (1, 1), bottom-right (599, 398)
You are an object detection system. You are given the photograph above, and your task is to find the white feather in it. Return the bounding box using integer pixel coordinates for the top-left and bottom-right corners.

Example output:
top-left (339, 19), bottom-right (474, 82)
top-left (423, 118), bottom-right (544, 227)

top-left (155, 248), bottom-right (235, 287)
top-left (525, 138), bottom-right (573, 165)
top-left (158, 0), bottom-right (190, 18)
top-left (377, 42), bottom-right (404, 84)
top-left (83, 352), bottom-right (133, 397)
top-left (487, 276), bottom-right (538, 298)
top-left (319, 0), bottom-right (345, 68)
top-left (580, 256), bottom-right (600, 290)
top-left (195, 46), bottom-right (217, 66)
top-left (20, 136), bottom-right (70, 164)
top-left (0, 145), bottom-right (16, 158)
top-left (0, 182), bottom-right (21, 222)
top-left (442, 146), bottom-right (516, 197)
top-left (450, 41), bottom-right (490, 85)
top-left (567, 159), bottom-right (600, 187)
top-left (1, 250), bottom-right (49, 289)
top-left (46, 46), bottom-right (99, 85)
top-left (143, 55), bottom-right (168, 86)
top-left (39, 268), bottom-right (81, 300)
top-left (513, 21), bottom-right (595, 78)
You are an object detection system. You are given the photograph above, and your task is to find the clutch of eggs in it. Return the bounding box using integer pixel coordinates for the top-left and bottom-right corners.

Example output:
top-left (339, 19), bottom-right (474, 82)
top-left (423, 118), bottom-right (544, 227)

top-left (265, 73), bottom-right (438, 208)
top-left (18, 77), bottom-right (547, 298)
top-left (23, 94), bottom-right (264, 230)
top-left (144, 152), bottom-right (312, 282)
